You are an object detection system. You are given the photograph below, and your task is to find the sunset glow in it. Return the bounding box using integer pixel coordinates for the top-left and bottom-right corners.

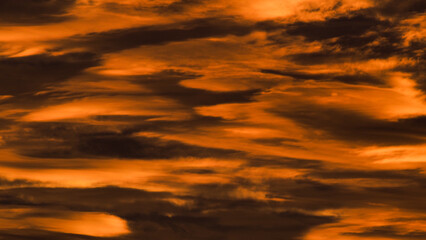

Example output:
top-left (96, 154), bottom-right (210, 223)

top-left (0, 0), bottom-right (425, 239)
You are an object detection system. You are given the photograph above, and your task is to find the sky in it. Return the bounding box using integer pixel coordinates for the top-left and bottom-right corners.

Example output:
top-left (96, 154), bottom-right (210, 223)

top-left (0, 0), bottom-right (425, 239)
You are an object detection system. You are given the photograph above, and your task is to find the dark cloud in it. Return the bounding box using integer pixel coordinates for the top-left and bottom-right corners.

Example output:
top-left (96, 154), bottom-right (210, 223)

top-left (282, 11), bottom-right (405, 58)
top-left (101, 0), bottom-right (206, 16)
top-left (331, 27), bottom-right (402, 51)
top-left (0, 186), bottom-right (171, 210)
top-left (261, 69), bottom-right (384, 85)
top-left (245, 155), bottom-right (324, 169)
top-left (397, 53), bottom-right (426, 93)
top-left (63, 18), bottom-right (259, 53)
top-left (95, 115), bottom-right (231, 135)
top-left (276, 12), bottom-right (410, 63)
top-left (286, 47), bottom-right (402, 65)
top-left (375, 0), bottom-right (426, 18)
top-left (286, 14), bottom-right (387, 42)
top-left (0, 52), bottom-right (99, 96)
top-left (344, 225), bottom-right (426, 239)
top-left (310, 168), bottom-right (426, 183)
top-left (91, 115), bottom-right (159, 122)
top-left (272, 105), bottom-right (426, 146)
top-left (157, 0), bottom-right (206, 13)
top-left (285, 49), bottom-right (358, 65)
top-left (0, 229), bottom-right (111, 240)
top-left (266, 176), bottom-right (426, 212)
top-left (0, 185), bottom-right (335, 240)
top-left (363, 185), bottom-right (426, 212)
top-left (125, 182), bottom-right (336, 240)
top-left (284, 30), bottom-right (404, 64)
top-left (77, 133), bottom-right (239, 160)
top-left (261, 69), bottom-right (326, 80)
top-left (250, 137), bottom-right (302, 149)
top-left (0, 0), bottom-right (76, 25)
top-left (5, 122), bottom-right (240, 159)
top-left (0, 177), bottom-right (39, 188)
top-left (0, 159), bottom-right (95, 170)
top-left (133, 70), bottom-right (261, 107)
top-left (266, 178), bottom-right (362, 209)
top-left (125, 208), bottom-right (334, 240)
top-left (173, 168), bottom-right (217, 174)
top-left (0, 174), bottom-right (423, 239)
top-left (1, 1), bottom-right (425, 239)
top-left (0, 118), bottom-right (14, 130)
top-left (100, 1), bottom-right (146, 15)
top-left (332, 73), bottom-right (384, 85)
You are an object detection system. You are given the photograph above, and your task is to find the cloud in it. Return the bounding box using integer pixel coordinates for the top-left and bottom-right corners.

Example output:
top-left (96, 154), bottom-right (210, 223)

top-left (156, 0), bottom-right (206, 13)
top-left (133, 70), bottom-right (261, 107)
top-left (285, 14), bottom-right (387, 42)
top-left (261, 69), bottom-right (384, 85)
top-left (285, 50), bottom-right (355, 65)
top-left (245, 155), bottom-right (323, 169)
top-left (0, 185), bottom-right (335, 240)
top-left (63, 17), bottom-right (265, 53)
top-left (77, 134), bottom-right (239, 159)
top-left (310, 168), bottom-right (426, 182)
top-left (0, 118), bottom-right (14, 130)
top-left (0, 177), bottom-right (39, 188)
top-left (344, 225), bottom-right (426, 239)
top-left (0, 52), bottom-right (99, 96)
top-left (375, 0), bottom-right (426, 18)
top-left (272, 105), bottom-right (426, 146)
top-left (0, 0), bottom-right (425, 239)
top-left (275, 11), bottom-right (421, 66)
top-left (0, 0), bottom-right (76, 25)
top-left (5, 122), bottom-right (240, 159)
top-left (0, 229), bottom-right (109, 240)
top-left (266, 175), bottom-right (426, 213)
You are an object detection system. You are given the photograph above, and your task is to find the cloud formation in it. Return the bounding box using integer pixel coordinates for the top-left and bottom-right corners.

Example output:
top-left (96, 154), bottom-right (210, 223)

top-left (0, 0), bottom-right (76, 25)
top-left (0, 0), bottom-right (425, 239)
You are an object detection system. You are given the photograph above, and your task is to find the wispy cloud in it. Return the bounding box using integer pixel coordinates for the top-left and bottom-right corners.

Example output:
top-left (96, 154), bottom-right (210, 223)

top-left (0, 0), bottom-right (425, 239)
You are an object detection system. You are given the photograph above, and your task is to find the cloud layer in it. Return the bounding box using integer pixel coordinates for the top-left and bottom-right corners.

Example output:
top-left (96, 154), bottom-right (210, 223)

top-left (0, 0), bottom-right (425, 239)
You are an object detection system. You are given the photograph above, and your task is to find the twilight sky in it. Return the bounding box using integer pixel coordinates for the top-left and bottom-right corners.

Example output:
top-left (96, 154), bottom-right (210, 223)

top-left (0, 0), bottom-right (425, 239)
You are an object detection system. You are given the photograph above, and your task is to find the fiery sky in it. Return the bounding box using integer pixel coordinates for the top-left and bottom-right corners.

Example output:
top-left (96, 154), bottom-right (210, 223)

top-left (0, 0), bottom-right (425, 239)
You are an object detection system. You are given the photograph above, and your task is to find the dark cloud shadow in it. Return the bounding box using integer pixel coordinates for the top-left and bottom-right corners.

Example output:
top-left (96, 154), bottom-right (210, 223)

top-left (0, 52), bottom-right (100, 96)
top-left (0, 0), bottom-right (76, 25)
top-left (132, 70), bottom-right (261, 107)
top-left (375, 0), bottom-right (426, 18)
top-left (344, 225), bottom-right (426, 239)
top-left (261, 69), bottom-right (385, 85)
top-left (4, 121), bottom-right (241, 159)
top-left (286, 14), bottom-right (387, 42)
top-left (62, 18), bottom-right (260, 53)
top-left (0, 185), bottom-right (335, 240)
top-left (272, 105), bottom-right (426, 146)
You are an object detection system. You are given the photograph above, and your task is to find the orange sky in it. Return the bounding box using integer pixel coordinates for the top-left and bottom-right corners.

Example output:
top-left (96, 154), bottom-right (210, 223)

top-left (0, 0), bottom-right (425, 239)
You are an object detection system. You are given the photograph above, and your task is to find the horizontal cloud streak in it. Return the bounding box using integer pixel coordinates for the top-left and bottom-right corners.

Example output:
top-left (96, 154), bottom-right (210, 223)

top-left (0, 0), bottom-right (425, 239)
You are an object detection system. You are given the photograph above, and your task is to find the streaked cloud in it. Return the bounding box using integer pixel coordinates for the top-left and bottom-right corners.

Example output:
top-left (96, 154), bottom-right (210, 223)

top-left (0, 0), bottom-right (425, 239)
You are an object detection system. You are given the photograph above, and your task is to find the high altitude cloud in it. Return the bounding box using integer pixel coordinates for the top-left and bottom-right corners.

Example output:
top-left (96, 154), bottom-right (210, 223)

top-left (132, 70), bottom-right (261, 107)
top-left (0, 185), bottom-right (335, 240)
top-left (61, 18), bottom-right (269, 53)
top-left (4, 121), bottom-right (241, 159)
top-left (345, 225), bottom-right (426, 239)
top-left (0, 52), bottom-right (99, 96)
top-left (261, 69), bottom-right (384, 85)
top-left (0, 0), bottom-right (76, 25)
top-left (0, 0), bottom-right (425, 239)
top-left (285, 14), bottom-right (388, 42)
top-left (376, 0), bottom-right (426, 18)
top-left (272, 105), bottom-right (426, 145)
